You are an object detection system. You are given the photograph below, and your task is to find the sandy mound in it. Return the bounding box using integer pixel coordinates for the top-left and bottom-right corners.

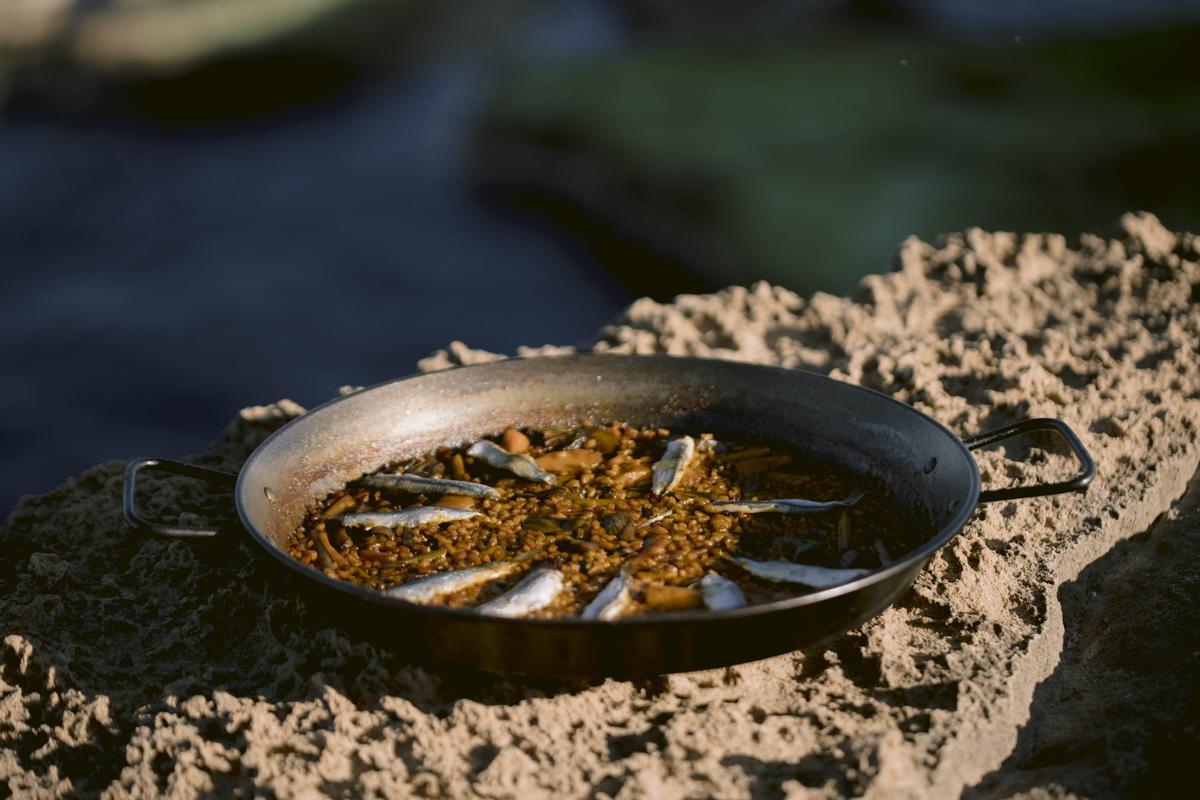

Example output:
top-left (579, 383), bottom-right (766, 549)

top-left (3, 213), bottom-right (1197, 798)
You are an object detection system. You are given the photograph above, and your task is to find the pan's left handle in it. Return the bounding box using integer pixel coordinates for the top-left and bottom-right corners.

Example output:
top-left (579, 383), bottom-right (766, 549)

top-left (962, 418), bottom-right (1096, 503)
top-left (123, 458), bottom-right (239, 538)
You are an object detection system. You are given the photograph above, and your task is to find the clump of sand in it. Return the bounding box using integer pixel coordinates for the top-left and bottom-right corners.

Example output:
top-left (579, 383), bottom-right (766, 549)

top-left (3, 213), bottom-right (1198, 798)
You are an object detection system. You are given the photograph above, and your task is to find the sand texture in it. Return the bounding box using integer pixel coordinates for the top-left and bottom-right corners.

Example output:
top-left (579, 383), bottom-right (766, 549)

top-left (2, 213), bottom-right (1198, 798)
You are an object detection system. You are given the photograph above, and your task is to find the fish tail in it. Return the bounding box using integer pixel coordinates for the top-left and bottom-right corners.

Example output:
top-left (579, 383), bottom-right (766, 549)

top-left (843, 488), bottom-right (867, 507)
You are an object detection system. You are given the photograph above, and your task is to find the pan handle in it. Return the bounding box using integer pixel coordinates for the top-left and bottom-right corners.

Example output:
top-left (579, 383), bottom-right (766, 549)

top-left (962, 418), bottom-right (1095, 503)
top-left (123, 457), bottom-right (239, 538)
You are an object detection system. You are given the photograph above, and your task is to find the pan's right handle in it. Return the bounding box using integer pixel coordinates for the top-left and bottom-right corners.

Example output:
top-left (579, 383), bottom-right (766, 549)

top-left (123, 458), bottom-right (239, 538)
top-left (962, 418), bottom-right (1096, 503)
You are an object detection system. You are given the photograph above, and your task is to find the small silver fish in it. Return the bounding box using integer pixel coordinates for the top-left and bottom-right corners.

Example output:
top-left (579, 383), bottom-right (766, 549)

top-left (707, 490), bottom-right (865, 515)
top-left (731, 557), bottom-right (869, 588)
top-left (386, 560), bottom-right (520, 603)
top-left (651, 435), bottom-right (696, 496)
top-left (638, 510), bottom-right (673, 529)
top-left (477, 567), bottom-right (564, 618)
top-left (339, 507), bottom-right (479, 528)
top-left (467, 440), bottom-right (556, 485)
top-left (362, 473), bottom-right (500, 499)
top-left (698, 573), bottom-right (747, 611)
top-left (580, 569), bottom-right (633, 621)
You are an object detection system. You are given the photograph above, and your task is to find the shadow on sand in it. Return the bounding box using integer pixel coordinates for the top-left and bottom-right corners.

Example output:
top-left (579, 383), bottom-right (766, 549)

top-left (965, 466), bottom-right (1200, 798)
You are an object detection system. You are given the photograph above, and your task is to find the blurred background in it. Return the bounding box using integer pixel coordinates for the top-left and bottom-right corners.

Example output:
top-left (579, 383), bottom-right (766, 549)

top-left (3, 0), bottom-right (1200, 513)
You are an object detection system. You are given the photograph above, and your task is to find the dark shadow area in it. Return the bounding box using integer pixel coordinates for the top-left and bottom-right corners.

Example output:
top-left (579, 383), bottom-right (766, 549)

top-left (964, 466), bottom-right (1200, 799)
top-left (478, 189), bottom-right (718, 300)
top-left (117, 52), bottom-right (364, 124)
top-left (722, 748), bottom-right (858, 800)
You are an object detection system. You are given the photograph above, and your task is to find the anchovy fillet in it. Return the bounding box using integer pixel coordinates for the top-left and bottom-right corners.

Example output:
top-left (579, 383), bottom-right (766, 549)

top-left (477, 567), bottom-right (564, 618)
top-left (362, 473), bottom-right (499, 499)
top-left (580, 570), bottom-right (633, 621)
top-left (339, 507), bottom-right (479, 528)
top-left (386, 560), bottom-right (520, 603)
top-left (730, 557), bottom-right (869, 588)
top-left (707, 490), bottom-right (865, 515)
top-left (468, 440), bottom-right (556, 485)
top-left (651, 435), bottom-right (696, 496)
top-left (698, 573), bottom-right (747, 611)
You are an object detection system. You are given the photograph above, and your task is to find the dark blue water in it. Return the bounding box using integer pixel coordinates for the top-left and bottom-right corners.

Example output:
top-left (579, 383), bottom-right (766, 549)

top-left (0, 4), bottom-right (636, 515)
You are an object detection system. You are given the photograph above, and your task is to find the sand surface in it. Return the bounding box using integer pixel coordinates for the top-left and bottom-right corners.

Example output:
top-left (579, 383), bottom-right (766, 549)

top-left (2, 212), bottom-right (1197, 798)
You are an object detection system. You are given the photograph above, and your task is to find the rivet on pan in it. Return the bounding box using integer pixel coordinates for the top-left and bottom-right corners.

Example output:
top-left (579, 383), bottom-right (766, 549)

top-left (264, 487), bottom-right (278, 503)
top-left (923, 457), bottom-right (938, 474)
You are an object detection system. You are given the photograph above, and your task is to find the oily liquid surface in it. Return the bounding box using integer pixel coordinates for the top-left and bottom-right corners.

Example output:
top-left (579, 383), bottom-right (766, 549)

top-left (286, 423), bottom-right (924, 617)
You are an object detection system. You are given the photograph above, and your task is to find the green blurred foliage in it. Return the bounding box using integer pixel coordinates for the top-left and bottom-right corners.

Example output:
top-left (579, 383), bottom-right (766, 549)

top-left (478, 24), bottom-right (1200, 295)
